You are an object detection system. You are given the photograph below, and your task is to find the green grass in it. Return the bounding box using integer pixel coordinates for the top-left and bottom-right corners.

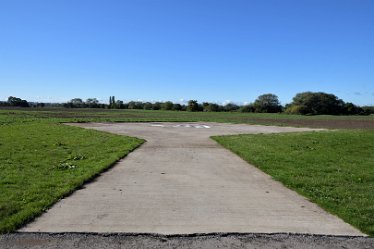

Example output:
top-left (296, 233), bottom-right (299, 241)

top-left (0, 108), bottom-right (373, 233)
top-left (212, 130), bottom-right (374, 236)
top-left (0, 121), bottom-right (144, 233)
top-left (1, 108), bottom-right (374, 129)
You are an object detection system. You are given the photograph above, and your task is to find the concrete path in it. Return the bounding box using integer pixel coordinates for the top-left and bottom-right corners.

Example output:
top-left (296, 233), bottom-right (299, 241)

top-left (20, 122), bottom-right (364, 235)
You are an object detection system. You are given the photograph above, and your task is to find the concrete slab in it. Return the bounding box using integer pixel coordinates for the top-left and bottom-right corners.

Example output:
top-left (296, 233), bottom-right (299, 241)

top-left (20, 122), bottom-right (364, 235)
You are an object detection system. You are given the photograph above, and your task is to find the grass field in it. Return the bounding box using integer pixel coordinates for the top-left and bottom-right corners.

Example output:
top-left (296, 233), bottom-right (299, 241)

top-left (0, 120), bottom-right (143, 233)
top-left (0, 107), bottom-right (373, 234)
top-left (213, 131), bottom-right (374, 236)
top-left (1, 108), bottom-right (374, 129)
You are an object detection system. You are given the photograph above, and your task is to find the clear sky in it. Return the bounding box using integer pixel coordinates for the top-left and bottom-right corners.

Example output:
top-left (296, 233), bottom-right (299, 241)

top-left (1, 0), bottom-right (373, 105)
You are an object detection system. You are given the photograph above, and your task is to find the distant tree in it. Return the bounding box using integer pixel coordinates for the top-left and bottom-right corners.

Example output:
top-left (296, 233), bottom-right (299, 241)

top-left (209, 103), bottom-right (221, 112)
top-left (202, 102), bottom-right (210, 112)
top-left (143, 102), bottom-right (153, 110)
top-left (110, 96), bottom-right (117, 109)
top-left (253, 94), bottom-right (282, 113)
top-left (223, 103), bottom-right (240, 112)
top-left (120, 102), bottom-right (129, 109)
top-left (71, 98), bottom-right (83, 104)
top-left (116, 100), bottom-right (125, 109)
top-left (86, 98), bottom-right (99, 108)
top-left (198, 103), bottom-right (204, 111)
top-left (127, 101), bottom-right (143, 109)
top-left (8, 96), bottom-right (21, 106)
top-left (362, 106), bottom-right (374, 115)
top-left (69, 98), bottom-right (84, 108)
top-left (0, 101), bottom-right (10, 106)
top-left (108, 96), bottom-right (118, 109)
top-left (64, 98), bottom-right (86, 108)
top-left (286, 92), bottom-right (345, 115)
top-left (152, 102), bottom-right (162, 110)
top-left (162, 101), bottom-right (174, 110)
top-left (187, 100), bottom-right (199, 112)
top-left (172, 103), bottom-right (183, 111)
top-left (63, 102), bottom-right (73, 108)
top-left (203, 102), bottom-right (221, 112)
top-left (343, 102), bottom-right (363, 115)
top-left (127, 101), bottom-right (136, 109)
top-left (7, 96), bottom-right (29, 107)
top-left (240, 103), bottom-right (255, 112)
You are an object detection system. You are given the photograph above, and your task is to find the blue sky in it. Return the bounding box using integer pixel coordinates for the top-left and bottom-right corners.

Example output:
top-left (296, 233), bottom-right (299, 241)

top-left (1, 0), bottom-right (373, 105)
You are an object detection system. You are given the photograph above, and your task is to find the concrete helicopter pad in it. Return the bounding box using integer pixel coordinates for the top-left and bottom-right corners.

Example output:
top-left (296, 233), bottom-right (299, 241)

top-left (20, 122), bottom-right (364, 236)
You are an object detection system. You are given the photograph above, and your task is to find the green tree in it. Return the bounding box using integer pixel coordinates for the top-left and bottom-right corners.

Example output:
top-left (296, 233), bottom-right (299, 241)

top-left (162, 101), bottom-right (174, 110)
top-left (152, 102), bottom-right (162, 110)
top-left (240, 103), bottom-right (255, 112)
top-left (112, 96), bottom-right (117, 108)
top-left (143, 102), bottom-right (153, 110)
top-left (202, 102), bottom-right (210, 112)
top-left (187, 100), bottom-right (199, 112)
top-left (69, 98), bottom-right (84, 108)
top-left (116, 100), bottom-right (124, 109)
top-left (86, 98), bottom-right (99, 108)
top-left (127, 101), bottom-right (136, 109)
top-left (362, 106), bottom-right (374, 115)
top-left (223, 103), bottom-right (240, 112)
top-left (109, 96), bottom-right (112, 108)
top-left (286, 92), bottom-right (344, 115)
top-left (253, 94), bottom-right (282, 113)
top-left (202, 102), bottom-right (222, 112)
top-left (172, 103), bottom-right (183, 111)
top-left (343, 102), bottom-right (363, 115)
top-left (108, 96), bottom-right (116, 109)
top-left (7, 96), bottom-right (29, 107)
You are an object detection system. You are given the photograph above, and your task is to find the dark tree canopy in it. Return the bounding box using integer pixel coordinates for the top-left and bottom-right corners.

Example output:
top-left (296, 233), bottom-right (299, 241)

top-left (2, 93), bottom-right (370, 116)
top-left (203, 102), bottom-right (221, 112)
top-left (223, 103), bottom-right (240, 112)
top-left (162, 101), bottom-right (174, 110)
top-left (253, 94), bottom-right (282, 113)
top-left (7, 96), bottom-right (29, 107)
top-left (86, 98), bottom-right (99, 108)
top-left (287, 92), bottom-right (345, 115)
top-left (187, 100), bottom-right (199, 112)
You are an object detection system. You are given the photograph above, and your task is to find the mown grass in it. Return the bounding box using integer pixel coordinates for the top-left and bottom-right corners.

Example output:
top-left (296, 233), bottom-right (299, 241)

top-left (1, 108), bottom-right (374, 129)
top-left (1, 108), bottom-right (373, 234)
top-left (212, 130), bottom-right (374, 236)
top-left (0, 121), bottom-right (143, 233)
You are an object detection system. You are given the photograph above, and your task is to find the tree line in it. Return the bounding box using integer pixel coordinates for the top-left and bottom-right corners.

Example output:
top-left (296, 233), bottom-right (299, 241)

top-left (1, 93), bottom-right (373, 115)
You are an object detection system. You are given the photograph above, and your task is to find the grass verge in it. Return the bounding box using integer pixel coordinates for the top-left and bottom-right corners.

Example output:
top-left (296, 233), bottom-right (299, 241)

top-left (212, 130), bottom-right (374, 236)
top-left (0, 122), bottom-right (144, 233)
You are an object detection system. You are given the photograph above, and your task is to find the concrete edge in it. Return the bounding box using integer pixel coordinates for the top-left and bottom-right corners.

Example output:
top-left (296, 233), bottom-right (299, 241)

top-left (10, 232), bottom-right (369, 238)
